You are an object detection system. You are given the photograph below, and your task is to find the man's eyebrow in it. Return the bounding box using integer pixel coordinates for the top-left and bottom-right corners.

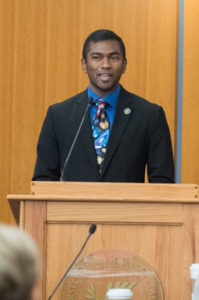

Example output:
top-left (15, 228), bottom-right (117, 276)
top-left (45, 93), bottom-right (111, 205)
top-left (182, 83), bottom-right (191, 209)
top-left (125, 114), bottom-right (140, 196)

top-left (89, 52), bottom-right (102, 55)
top-left (109, 51), bottom-right (122, 55)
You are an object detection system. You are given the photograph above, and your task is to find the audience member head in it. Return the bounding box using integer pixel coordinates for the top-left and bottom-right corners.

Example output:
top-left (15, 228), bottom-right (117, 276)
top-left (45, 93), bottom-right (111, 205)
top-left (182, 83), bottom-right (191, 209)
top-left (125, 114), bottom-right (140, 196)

top-left (0, 224), bottom-right (40, 300)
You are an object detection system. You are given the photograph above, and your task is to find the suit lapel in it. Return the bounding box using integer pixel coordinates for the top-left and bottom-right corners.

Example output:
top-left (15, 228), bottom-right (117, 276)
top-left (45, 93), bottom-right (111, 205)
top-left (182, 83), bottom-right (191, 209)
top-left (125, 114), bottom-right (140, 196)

top-left (100, 88), bottom-right (134, 179)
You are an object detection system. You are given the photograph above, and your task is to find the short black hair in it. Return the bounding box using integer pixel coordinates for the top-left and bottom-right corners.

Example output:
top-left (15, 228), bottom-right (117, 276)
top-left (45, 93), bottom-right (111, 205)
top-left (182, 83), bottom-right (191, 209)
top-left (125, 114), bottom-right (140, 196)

top-left (82, 29), bottom-right (126, 60)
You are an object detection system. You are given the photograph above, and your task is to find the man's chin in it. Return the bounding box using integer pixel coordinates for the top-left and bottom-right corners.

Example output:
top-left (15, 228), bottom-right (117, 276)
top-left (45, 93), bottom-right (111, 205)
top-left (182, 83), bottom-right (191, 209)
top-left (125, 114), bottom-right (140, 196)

top-left (97, 83), bottom-right (117, 92)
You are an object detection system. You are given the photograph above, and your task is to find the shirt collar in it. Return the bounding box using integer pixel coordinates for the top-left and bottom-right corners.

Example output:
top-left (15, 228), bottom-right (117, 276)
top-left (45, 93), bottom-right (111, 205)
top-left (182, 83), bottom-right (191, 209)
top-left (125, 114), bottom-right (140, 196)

top-left (87, 85), bottom-right (121, 108)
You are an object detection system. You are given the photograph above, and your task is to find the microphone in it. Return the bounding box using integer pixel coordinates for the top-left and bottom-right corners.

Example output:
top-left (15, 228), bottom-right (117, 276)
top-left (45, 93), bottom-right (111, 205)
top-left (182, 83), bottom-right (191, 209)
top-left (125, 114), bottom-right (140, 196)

top-left (61, 97), bottom-right (93, 181)
top-left (48, 224), bottom-right (97, 300)
top-left (89, 223), bottom-right (97, 234)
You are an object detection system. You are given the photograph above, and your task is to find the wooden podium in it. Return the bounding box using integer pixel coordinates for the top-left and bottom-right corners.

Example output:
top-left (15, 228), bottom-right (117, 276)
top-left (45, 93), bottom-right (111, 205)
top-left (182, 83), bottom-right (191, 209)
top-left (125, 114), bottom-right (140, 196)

top-left (8, 182), bottom-right (199, 300)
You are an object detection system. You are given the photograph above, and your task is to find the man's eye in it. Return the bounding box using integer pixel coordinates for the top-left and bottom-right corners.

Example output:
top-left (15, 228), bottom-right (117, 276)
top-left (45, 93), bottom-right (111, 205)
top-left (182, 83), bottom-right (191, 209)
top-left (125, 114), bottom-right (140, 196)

top-left (92, 55), bottom-right (100, 60)
top-left (111, 56), bottom-right (120, 61)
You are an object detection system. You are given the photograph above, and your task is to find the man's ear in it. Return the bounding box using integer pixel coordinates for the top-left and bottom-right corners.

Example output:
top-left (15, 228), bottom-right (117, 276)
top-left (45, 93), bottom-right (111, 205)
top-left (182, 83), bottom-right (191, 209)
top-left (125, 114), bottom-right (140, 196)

top-left (122, 58), bottom-right (127, 74)
top-left (81, 58), bottom-right (87, 74)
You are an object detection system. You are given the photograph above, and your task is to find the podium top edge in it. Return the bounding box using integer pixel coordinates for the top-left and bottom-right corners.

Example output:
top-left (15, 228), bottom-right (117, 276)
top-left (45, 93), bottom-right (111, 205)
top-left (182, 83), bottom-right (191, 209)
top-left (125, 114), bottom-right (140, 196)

top-left (30, 181), bottom-right (198, 187)
top-left (6, 182), bottom-right (199, 203)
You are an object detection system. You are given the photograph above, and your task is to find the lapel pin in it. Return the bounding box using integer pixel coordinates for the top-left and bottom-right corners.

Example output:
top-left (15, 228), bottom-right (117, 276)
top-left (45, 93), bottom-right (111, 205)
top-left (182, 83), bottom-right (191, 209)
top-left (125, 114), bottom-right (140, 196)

top-left (124, 107), bottom-right (131, 115)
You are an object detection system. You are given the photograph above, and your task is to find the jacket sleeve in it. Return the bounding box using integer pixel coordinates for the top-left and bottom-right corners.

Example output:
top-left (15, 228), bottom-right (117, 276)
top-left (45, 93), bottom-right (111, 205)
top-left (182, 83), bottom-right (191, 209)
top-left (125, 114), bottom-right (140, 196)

top-left (32, 106), bottom-right (61, 181)
top-left (147, 106), bottom-right (175, 183)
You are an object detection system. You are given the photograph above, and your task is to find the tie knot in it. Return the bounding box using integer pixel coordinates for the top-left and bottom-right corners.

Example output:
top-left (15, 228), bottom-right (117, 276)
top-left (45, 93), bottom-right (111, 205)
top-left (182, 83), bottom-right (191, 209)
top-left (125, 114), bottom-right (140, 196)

top-left (95, 99), bottom-right (108, 109)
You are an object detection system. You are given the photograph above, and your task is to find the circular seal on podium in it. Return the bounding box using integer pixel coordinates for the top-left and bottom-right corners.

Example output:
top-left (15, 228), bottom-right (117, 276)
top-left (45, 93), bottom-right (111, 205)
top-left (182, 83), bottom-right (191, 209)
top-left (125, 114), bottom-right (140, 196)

top-left (61, 249), bottom-right (164, 300)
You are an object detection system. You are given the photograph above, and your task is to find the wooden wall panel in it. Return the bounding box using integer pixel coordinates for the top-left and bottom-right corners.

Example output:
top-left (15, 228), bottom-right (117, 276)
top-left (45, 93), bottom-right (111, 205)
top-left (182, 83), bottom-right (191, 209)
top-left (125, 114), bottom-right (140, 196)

top-left (181, 0), bottom-right (199, 184)
top-left (0, 2), bottom-right (15, 223)
top-left (0, 0), bottom-right (178, 223)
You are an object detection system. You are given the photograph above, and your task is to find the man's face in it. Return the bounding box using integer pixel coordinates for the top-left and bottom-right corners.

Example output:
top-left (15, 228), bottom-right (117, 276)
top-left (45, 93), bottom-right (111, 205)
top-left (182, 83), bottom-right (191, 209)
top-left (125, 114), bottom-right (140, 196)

top-left (82, 40), bottom-right (127, 97)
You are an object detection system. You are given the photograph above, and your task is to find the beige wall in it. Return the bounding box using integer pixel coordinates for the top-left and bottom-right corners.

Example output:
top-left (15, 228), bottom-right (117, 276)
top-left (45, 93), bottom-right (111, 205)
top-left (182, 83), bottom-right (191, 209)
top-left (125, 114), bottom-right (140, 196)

top-left (0, 0), bottom-right (185, 223)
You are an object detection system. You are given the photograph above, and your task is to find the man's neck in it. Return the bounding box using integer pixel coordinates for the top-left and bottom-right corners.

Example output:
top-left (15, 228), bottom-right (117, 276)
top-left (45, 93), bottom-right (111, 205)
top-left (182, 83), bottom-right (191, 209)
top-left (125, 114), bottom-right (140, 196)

top-left (89, 84), bottom-right (120, 98)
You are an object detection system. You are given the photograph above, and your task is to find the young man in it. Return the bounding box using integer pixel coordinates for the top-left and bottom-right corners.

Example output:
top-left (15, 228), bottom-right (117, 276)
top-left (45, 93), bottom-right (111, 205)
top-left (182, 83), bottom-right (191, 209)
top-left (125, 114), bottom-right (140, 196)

top-left (33, 29), bottom-right (174, 183)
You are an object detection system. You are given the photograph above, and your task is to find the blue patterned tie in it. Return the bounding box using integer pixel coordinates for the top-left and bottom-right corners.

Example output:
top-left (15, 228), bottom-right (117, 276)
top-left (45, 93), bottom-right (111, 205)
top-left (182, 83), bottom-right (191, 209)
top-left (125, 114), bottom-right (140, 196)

top-left (92, 99), bottom-right (110, 172)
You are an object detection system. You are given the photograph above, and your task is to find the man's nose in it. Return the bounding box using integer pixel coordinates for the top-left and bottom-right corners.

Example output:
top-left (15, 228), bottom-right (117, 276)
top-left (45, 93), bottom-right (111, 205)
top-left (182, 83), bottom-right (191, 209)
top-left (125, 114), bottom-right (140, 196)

top-left (101, 57), bottom-right (111, 68)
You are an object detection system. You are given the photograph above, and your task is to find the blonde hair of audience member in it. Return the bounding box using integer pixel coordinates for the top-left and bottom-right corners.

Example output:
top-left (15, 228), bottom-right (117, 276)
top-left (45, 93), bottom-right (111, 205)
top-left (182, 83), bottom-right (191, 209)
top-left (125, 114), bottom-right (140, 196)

top-left (0, 224), bottom-right (40, 300)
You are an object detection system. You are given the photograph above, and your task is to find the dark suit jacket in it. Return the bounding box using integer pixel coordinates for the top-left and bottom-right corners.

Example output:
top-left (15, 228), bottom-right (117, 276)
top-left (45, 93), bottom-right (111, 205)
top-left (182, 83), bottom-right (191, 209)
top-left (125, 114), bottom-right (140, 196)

top-left (33, 87), bottom-right (174, 182)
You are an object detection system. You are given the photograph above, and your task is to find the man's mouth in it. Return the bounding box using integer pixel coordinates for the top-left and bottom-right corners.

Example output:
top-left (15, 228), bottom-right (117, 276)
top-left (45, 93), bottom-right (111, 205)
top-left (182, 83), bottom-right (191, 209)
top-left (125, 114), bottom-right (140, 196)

top-left (98, 73), bottom-right (112, 81)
